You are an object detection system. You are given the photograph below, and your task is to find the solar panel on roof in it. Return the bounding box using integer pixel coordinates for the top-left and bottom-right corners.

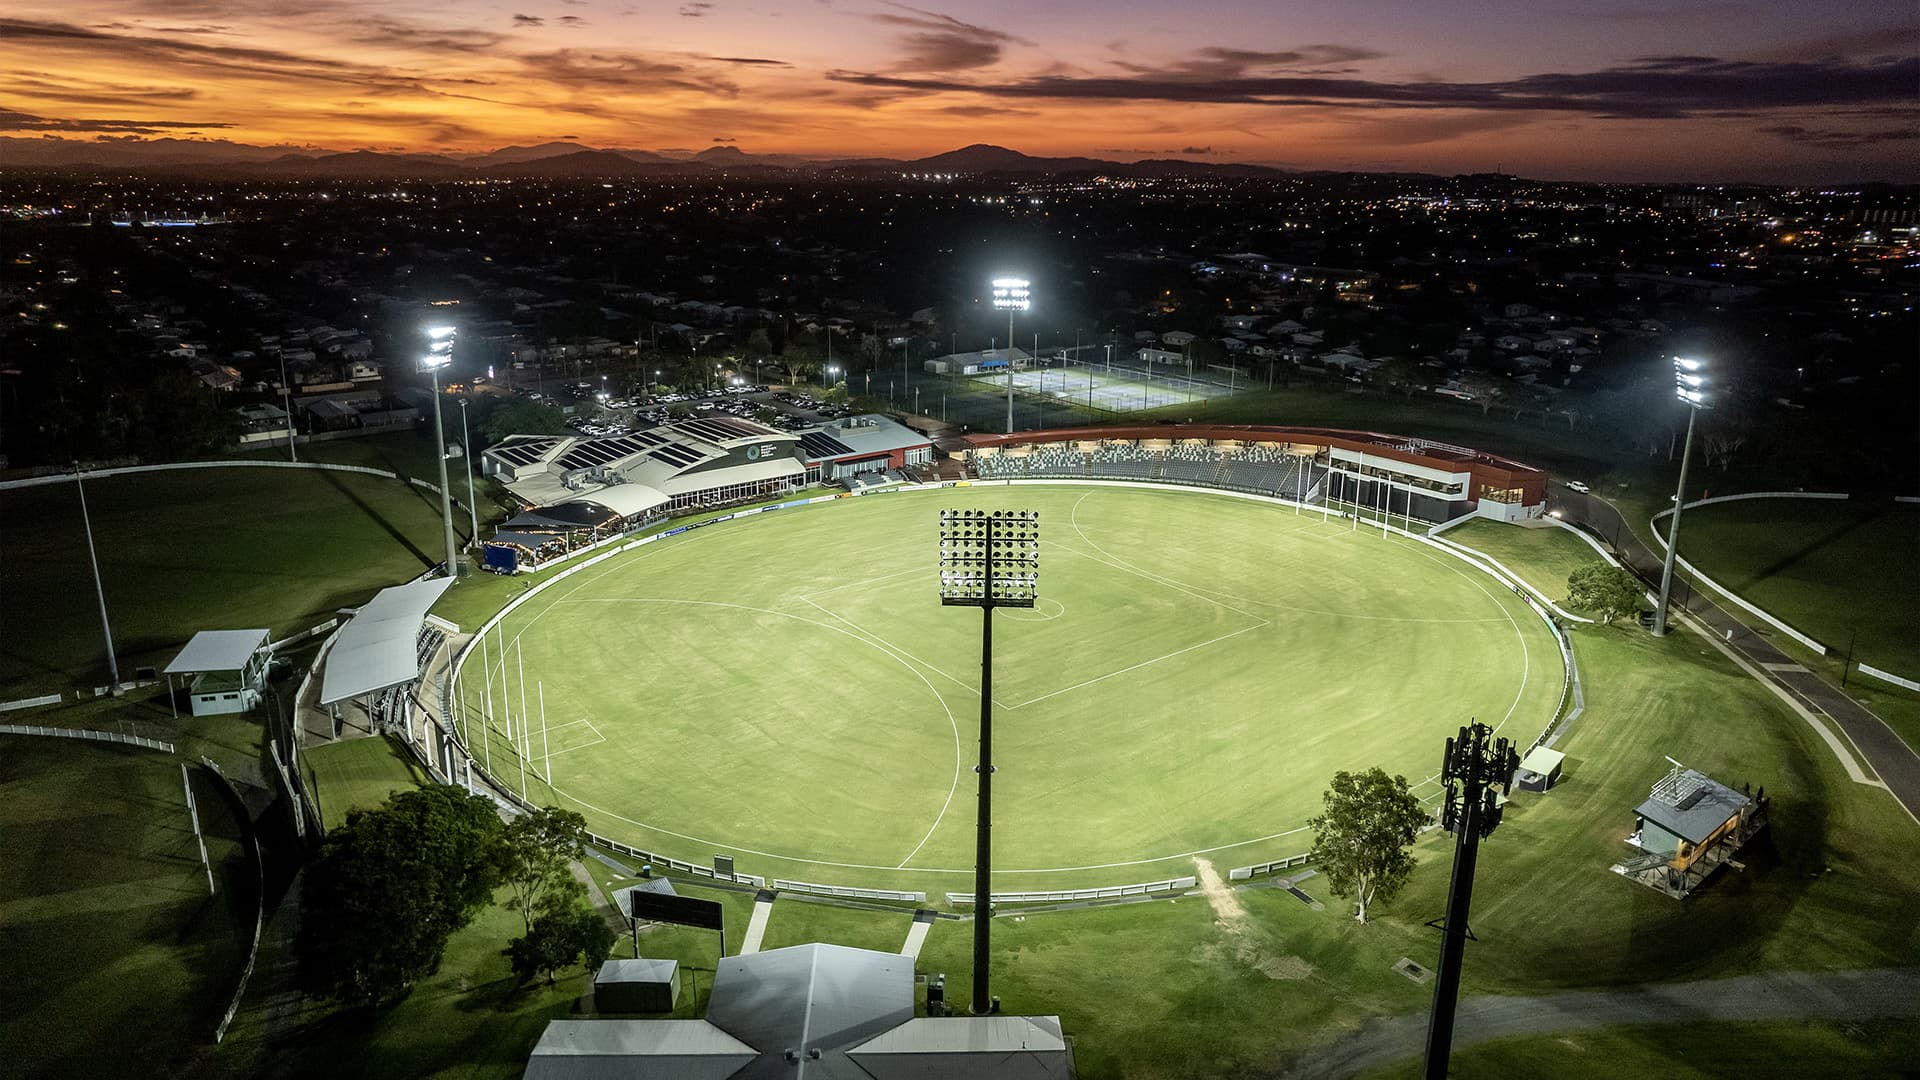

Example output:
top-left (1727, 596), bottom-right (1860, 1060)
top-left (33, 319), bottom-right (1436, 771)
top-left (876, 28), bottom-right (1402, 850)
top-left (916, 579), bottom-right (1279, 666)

top-left (798, 431), bottom-right (855, 458)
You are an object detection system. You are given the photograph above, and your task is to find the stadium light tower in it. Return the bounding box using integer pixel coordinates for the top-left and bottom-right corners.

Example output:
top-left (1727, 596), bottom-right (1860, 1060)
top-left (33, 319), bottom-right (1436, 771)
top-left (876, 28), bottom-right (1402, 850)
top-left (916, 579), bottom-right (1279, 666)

top-left (1423, 721), bottom-right (1519, 1079)
top-left (937, 508), bottom-right (1040, 1016)
top-left (423, 326), bottom-right (463, 579)
top-left (458, 398), bottom-right (479, 547)
top-left (73, 462), bottom-right (120, 694)
top-left (1653, 357), bottom-right (1709, 636)
top-left (992, 277), bottom-right (1031, 433)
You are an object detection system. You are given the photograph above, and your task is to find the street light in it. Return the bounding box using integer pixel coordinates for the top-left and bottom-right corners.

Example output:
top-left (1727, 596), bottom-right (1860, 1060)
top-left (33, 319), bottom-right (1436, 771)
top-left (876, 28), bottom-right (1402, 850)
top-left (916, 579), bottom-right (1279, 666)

top-left (74, 462), bottom-right (120, 693)
top-left (992, 277), bottom-right (1030, 434)
top-left (937, 508), bottom-right (1039, 1016)
top-left (423, 326), bottom-right (463, 579)
top-left (1653, 357), bottom-right (1709, 636)
top-left (458, 398), bottom-right (479, 548)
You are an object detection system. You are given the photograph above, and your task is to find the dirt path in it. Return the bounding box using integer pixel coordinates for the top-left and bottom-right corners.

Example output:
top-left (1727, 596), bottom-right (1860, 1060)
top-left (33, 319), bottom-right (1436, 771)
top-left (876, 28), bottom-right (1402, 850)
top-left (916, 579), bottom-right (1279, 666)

top-left (1193, 857), bottom-right (1312, 981)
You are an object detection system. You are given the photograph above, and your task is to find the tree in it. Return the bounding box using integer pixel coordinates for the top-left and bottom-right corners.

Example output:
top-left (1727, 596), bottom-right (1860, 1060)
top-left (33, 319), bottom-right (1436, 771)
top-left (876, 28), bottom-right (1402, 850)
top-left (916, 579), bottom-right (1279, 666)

top-left (480, 398), bottom-right (568, 442)
top-left (498, 807), bottom-right (588, 934)
top-left (504, 884), bottom-right (616, 987)
top-left (1567, 563), bottom-right (1644, 624)
top-left (1458, 372), bottom-right (1507, 416)
top-left (1308, 767), bottom-right (1429, 924)
top-left (1375, 356), bottom-right (1426, 399)
top-left (296, 785), bottom-right (504, 1006)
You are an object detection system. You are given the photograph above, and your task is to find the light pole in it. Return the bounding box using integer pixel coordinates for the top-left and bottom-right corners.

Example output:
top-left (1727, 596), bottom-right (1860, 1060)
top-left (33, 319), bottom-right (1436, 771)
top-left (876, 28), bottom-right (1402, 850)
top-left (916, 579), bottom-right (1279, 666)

top-left (1653, 357), bottom-right (1709, 636)
top-left (74, 462), bottom-right (120, 693)
top-left (459, 398), bottom-right (479, 547)
top-left (992, 277), bottom-right (1030, 434)
top-left (277, 352), bottom-right (297, 462)
top-left (938, 508), bottom-right (1040, 1016)
top-left (424, 326), bottom-right (462, 579)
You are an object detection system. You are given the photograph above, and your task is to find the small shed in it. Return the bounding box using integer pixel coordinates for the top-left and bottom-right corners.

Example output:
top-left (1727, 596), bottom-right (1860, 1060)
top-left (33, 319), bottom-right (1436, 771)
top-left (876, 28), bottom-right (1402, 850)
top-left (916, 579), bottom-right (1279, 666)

top-left (1514, 746), bottom-right (1565, 792)
top-left (595, 958), bottom-right (681, 1013)
top-left (164, 629), bottom-right (271, 717)
top-left (1618, 762), bottom-right (1768, 898)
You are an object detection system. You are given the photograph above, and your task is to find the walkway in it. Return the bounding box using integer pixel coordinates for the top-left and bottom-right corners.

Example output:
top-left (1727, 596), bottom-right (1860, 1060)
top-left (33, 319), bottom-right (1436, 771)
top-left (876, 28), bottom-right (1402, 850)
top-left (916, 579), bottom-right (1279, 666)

top-left (1555, 487), bottom-right (1920, 826)
top-left (1282, 966), bottom-right (1920, 1078)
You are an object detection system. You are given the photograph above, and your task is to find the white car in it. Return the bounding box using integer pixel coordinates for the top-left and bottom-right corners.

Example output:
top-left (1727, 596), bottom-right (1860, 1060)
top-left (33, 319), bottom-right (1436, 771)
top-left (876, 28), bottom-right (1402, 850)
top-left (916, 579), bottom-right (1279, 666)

top-left (1565, 481), bottom-right (1590, 493)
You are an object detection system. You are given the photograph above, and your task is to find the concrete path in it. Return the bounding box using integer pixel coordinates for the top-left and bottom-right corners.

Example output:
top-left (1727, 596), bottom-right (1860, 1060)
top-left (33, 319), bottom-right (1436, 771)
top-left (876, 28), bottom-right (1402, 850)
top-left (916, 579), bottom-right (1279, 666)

top-left (1280, 967), bottom-right (1920, 1078)
top-left (901, 909), bottom-right (937, 959)
top-left (739, 890), bottom-right (777, 955)
top-left (1555, 487), bottom-right (1920, 826)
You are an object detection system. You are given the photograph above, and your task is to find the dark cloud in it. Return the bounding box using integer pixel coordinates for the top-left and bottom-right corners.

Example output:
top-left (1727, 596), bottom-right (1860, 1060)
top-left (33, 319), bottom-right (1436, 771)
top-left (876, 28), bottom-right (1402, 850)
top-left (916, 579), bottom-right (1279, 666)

top-left (936, 103), bottom-right (1036, 117)
top-left (559, 15), bottom-right (587, 25)
top-left (869, 3), bottom-right (1029, 73)
top-left (0, 106), bottom-right (233, 133)
top-left (680, 2), bottom-right (713, 15)
top-left (827, 53), bottom-right (1918, 120)
top-left (1112, 45), bottom-right (1385, 80)
top-left (347, 17), bottom-right (505, 52)
top-left (1758, 124), bottom-right (1918, 149)
top-left (2, 72), bottom-right (202, 107)
top-left (513, 14), bottom-right (545, 27)
top-left (1181, 145), bottom-right (1211, 155)
top-left (704, 56), bottom-right (791, 67)
top-left (521, 49), bottom-right (738, 95)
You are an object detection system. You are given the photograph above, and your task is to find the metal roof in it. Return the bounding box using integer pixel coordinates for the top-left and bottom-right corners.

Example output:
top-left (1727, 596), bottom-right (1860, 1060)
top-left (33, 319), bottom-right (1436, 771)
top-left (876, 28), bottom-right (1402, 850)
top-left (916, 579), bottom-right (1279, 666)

top-left (525, 1020), bottom-right (756, 1080)
top-left (708, 942), bottom-right (914, 1079)
top-left (165, 629), bottom-right (270, 674)
top-left (848, 1017), bottom-right (1072, 1080)
top-left (318, 577), bottom-right (454, 704)
top-left (1635, 768), bottom-right (1751, 846)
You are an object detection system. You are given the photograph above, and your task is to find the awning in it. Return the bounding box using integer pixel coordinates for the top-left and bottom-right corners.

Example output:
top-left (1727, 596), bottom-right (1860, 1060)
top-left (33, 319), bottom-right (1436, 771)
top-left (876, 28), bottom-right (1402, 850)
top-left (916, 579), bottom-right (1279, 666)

top-left (165, 629), bottom-right (271, 674)
top-left (319, 577), bottom-right (455, 704)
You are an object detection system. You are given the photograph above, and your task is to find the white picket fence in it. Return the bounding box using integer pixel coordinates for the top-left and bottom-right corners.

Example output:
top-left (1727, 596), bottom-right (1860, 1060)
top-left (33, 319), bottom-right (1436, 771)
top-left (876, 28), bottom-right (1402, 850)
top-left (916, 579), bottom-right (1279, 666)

top-left (1229, 854), bottom-right (1311, 881)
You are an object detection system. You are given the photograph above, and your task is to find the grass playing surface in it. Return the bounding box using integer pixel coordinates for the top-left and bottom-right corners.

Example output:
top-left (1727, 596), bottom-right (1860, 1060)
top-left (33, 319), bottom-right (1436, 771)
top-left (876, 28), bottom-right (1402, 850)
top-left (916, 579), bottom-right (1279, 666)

top-left (1676, 497), bottom-right (1920, 678)
top-left (0, 466), bottom-right (449, 697)
top-left (452, 484), bottom-right (1562, 891)
top-left (0, 737), bottom-right (251, 1079)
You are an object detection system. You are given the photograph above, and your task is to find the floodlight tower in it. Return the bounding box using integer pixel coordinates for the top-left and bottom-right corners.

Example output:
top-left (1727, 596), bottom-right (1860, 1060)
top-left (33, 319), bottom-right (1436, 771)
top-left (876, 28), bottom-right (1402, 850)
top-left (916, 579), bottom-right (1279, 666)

top-left (992, 277), bottom-right (1030, 433)
top-left (1653, 357), bottom-right (1709, 636)
top-left (1423, 721), bottom-right (1519, 1079)
top-left (937, 508), bottom-right (1040, 1016)
top-left (424, 326), bottom-right (462, 579)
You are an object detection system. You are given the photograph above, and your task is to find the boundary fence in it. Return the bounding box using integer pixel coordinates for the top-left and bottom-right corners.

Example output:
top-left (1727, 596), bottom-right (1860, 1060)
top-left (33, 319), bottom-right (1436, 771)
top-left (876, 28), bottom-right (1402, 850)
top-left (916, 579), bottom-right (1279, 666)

top-left (945, 876), bottom-right (1197, 905)
top-left (774, 880), bottom-right (925, 903)
top-left (1229, 854), bottom-right (1311, 881)
top-left (200, 758), bottom-right (265, 1044)
top-left (0, 723), bottom-right (175, 753)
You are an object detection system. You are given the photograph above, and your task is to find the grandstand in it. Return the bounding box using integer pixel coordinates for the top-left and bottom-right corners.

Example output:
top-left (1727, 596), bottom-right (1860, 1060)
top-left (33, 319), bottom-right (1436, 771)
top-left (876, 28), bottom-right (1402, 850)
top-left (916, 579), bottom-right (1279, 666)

top-left (484, 416), bottom-right (807, 516)
top-left (965, 424), bottom-right (1548, 523)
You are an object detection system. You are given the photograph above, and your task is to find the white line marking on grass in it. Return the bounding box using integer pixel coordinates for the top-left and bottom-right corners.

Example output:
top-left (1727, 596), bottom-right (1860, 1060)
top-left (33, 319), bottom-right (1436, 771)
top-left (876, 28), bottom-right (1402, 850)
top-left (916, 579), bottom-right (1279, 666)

top-left (1005, 622), bottom-right (1272, 710)
top-left (1062, 492), bottom-right (1505, 623)
top-left (558, 595), bottom-right (968, 870)
top-left (798, 564), bottom-right (925, 599)
top-left (797, 596), bottom-right (1005, 708)
top-left (1401, 538), bottom-right (1534, 737)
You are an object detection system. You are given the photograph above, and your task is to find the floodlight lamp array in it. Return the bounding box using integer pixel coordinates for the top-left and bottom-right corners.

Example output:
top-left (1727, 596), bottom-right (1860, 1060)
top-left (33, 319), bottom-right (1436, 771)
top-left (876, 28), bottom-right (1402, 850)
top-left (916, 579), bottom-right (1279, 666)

top-left (1673, 357), bottom-right (1708, 406)
top-left (422, 325), bottom-right (457, 370)
top-left (938, 508), bottom-right (1040, 607)
top-left (990, 277), bottom-right (1032, 312)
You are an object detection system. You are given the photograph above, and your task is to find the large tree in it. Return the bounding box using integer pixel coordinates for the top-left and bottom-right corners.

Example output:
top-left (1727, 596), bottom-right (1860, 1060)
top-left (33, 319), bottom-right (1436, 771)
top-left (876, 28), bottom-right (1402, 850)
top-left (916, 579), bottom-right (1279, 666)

top-left (1308, 768), bottom-right (1430, 924)
top-left (499, 807), bottom-right (589, 934)
top-left (296, 785), bottom-right (504, 1006)
top-left (504, 884), bottom-right (615, 987)
top-left (1567, 563), bottom-right (1645, 624)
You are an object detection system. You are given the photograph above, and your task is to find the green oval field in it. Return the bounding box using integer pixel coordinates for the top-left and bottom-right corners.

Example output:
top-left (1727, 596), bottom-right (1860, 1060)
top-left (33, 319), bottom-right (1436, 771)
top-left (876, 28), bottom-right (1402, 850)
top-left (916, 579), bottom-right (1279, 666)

top-left (455, 485), bottom-right (1564, 890)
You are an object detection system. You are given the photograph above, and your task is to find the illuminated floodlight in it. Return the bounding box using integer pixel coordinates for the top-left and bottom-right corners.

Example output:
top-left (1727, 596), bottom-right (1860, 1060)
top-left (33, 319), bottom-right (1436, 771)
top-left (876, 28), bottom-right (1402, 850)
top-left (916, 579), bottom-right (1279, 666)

top-left (1672, 356), bottom-right (1708, 407)
top-left (423, 325), bottom-right (456, 369)
top-left (990, 277), bottom-right (1031, 312)
top-left (937, 508), bottom-right (1040, 608)
top-left (427, 325), bottom-right (457, 339)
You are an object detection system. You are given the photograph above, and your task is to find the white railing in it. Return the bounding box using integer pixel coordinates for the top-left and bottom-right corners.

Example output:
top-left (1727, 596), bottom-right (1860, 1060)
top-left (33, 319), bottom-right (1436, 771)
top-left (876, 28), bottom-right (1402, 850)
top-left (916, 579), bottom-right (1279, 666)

top-left (773, 880), bottom-right (926, 903)
top-left (1229, 854), bottom-right (1311, 881)
top-left (1650, 496), bottom-right (1837, 655)
top-left (946, 876), bottom-right (1197, 905)
top-left (0, 723), bottom-right (174, 752)
top-left (201, 758), bottom-right (265, 1044)
top-left (1859, 664), bottom-right (1920, 693)
top-left (0, 694), bottom-right (63, 712)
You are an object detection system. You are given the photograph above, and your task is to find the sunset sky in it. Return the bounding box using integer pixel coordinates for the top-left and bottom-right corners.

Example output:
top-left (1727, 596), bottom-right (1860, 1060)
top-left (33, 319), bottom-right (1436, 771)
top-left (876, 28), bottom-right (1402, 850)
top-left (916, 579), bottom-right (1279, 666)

top-left (1, 0), bottom-right (1914, 181)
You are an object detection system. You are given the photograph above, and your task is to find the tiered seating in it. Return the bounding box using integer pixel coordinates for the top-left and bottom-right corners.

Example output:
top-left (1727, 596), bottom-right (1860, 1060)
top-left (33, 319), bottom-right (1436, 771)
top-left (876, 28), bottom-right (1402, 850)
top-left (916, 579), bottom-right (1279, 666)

top-left (416, 625), bottom-right (446, 669)
top-left (973, 441), bottom-right (1323, 503)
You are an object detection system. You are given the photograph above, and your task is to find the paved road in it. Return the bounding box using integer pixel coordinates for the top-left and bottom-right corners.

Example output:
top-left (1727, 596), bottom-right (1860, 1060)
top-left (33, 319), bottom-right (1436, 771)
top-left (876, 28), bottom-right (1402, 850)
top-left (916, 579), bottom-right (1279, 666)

top-left (1554, 487), bottom-right (1920, 826)
top-left (1282, 967), bottom-right (1920, 1078)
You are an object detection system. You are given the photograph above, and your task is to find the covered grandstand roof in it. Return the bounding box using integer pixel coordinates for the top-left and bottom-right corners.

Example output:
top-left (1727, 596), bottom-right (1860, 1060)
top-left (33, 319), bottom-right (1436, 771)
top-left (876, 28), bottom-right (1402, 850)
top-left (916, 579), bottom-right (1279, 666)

top-left (485, 416), bottom-right (798, 509)
top-left (796, 415), bottom-right (932, 464)
top-left (319, 577), bottom-right (454, 705)
top-left (165, 629), bottom-right (270, 674)
top-left (524, 1020), bottom-right (756, 1080)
